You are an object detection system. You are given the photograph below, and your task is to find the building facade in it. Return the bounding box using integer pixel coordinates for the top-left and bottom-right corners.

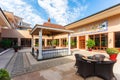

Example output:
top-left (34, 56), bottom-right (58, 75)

top-left (0, 9), bottom-right (32, 47)
top-left (0, 8), bottom-right (12, 40)
top-left (0, 4), bottom-right (120, 50)
top-left (65, 4), bottom-right (120, 50)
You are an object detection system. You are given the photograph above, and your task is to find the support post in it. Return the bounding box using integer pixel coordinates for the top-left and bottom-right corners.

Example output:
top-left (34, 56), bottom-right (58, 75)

top-left (31, 35), bottom-right (34, 55)
top-left (38, 29), bottom-right (43, 60)
top-left (31, 35), bottom-right (34, 48)
top-left (45, 39), bottom-right (47, 47)
top-left (68, 33), bottom-right (71, 55)
top-left (18, 38), bottom-right (21, 46)
top-left (77, 36), bottom-right (79, 49)
top-left (59, 38), bottom-right (61, 47)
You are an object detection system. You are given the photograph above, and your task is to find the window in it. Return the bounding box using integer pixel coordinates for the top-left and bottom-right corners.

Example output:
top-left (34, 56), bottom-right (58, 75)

top-left (89, 33), bottom-right (108, 50)
top-left (115, 32), bottom-right (120, 47)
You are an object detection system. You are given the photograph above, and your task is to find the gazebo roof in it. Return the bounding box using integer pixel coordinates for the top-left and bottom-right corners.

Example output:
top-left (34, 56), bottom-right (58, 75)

top-left (31, 24), bottom-right (73, 35)
top-left (43, 22), bottom-right (65, 29)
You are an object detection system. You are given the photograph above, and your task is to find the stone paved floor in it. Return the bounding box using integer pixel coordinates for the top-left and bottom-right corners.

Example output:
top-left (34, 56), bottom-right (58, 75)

top-left (13, 62), bottom-right (104, 80)
top-left (0, 49), bottom-right (14, 68)
top-left (11, 52), bottom-right (24, 76)
top-left (11, 48), bottom-right (120, 80)
top-left (13, 50), bottom-right (120, 80)
top-left (8, 48), bottom-right (74, 77)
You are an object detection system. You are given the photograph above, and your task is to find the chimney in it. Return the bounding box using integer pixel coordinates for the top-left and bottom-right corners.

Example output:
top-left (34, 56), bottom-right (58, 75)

top-left (48, 18), bottom-right (51, 22)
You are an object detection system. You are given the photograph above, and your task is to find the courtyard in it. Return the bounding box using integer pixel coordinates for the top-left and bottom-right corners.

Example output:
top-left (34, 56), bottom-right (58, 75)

top-left (0, 3), bottom-right (120, 80)
top-left (0, 48), bottom-right (120, 80)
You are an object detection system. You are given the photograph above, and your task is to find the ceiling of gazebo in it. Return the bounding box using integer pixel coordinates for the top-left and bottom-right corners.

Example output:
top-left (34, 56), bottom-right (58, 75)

top-left (31, 24), bottom-right (73, 36)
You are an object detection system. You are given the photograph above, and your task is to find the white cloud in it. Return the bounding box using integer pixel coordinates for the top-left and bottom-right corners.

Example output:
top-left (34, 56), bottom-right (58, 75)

top-left (0, 0), bottom-right (45, 27)
top-left (38, 0), bottom-right (87, 25)
top-left (0, 0), bottom-right (87, 27)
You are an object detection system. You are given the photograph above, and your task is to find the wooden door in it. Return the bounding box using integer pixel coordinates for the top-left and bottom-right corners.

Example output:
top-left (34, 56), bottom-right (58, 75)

top-left (79, 36), bottom-right (85, 49)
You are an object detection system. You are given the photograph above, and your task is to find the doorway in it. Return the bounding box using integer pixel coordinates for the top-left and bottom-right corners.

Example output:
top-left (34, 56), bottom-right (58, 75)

top-left (79, 36), bottom-right (85, 49)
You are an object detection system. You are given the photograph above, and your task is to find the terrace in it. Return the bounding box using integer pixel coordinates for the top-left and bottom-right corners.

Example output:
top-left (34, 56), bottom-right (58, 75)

top-left (1, 48), bottom-right (120, 80)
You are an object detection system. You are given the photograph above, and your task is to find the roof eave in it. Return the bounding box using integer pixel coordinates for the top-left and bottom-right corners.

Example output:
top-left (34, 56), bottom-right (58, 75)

top-left (31, 25), bottom-right (74, 35)
top-left (65, 3), bottom-right (120, 29)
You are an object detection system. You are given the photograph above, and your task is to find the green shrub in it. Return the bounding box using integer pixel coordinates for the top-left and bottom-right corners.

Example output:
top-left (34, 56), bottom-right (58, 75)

top-left (86, 39), bottom-right (95, 48)
top-left (35, 43), bottom-right (39, 47)
top-left (13, 45), bottom-right (19, 49)
top-left (106, 48), bottom-right (119, 55)
top-left (0, 69), bottom-right (10, 80)
top-left (71, 40), bottom-right (76, 48)
top-left (0, 40), bottom-right (12, 49)
top-left (52, 40), bottom-right (57, 46)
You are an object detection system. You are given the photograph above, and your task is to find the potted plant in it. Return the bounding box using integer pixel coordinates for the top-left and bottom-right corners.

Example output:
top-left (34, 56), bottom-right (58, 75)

top-left (0, 69), bottom-right (10, 80)
top-left (106, 48), bottom-right (119, 61)
top-left (13, 45), bottom-right (19, 52)
top-left (52, 40), bottom-right (57, 46)
top-left (86, 39), bottom-right (95, 51)
top-left (35, 43), bottom-right (39, 47)
top-left (71, 40), bottom-right (76, 49)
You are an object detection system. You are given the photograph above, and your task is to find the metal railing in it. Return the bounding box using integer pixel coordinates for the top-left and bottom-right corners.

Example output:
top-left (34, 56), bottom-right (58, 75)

top-left (32, 48), bottom-right (69, 59)
top-left (42, 48), bottom-right (69, 59)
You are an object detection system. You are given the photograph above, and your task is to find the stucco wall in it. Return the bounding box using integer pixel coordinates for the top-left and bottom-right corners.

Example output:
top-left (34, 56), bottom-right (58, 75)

top-left (70, 14), bottom-right (120, 48)
top-left (71, 14), bottom-right (120, 35)
top-left (108, 14), bottom-right (120, 32)
top-left (1, 29), bottom-right (32, 38)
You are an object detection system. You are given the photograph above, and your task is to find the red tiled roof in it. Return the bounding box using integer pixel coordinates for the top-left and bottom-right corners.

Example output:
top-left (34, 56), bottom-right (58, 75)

top-left (43, 22), bottom-right (65, 29)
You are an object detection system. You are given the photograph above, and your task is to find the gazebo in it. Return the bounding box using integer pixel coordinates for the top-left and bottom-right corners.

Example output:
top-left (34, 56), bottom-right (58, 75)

top-left (30, 20), bottom-right (73, 60)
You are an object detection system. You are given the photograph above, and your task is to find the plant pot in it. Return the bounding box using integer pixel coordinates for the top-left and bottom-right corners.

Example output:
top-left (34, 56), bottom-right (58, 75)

top-left (14, 48), bottom-right (18, 52)
top-left (109, 54), bottom-right (118, 61)
top-left (88, 48), bottom-right (92, 51)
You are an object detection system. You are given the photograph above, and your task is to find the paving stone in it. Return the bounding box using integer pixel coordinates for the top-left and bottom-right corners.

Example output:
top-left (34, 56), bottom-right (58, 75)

top-left (8, 48), bottom-right (74, 78)
top-left (0, 49), bottom-right (14, 69)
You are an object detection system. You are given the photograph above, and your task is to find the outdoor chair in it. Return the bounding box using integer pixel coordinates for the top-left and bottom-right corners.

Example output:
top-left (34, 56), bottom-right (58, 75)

top-left (74, 54), bottom-right (84, 67)
top-left (77, 59), bottom-right (95, 79)
top-left (75, 54), bottom-right (116, 80)
top-left (95, 61), bottom-right (116, 80)
top-left (92, 54), bottom-right (105, 61)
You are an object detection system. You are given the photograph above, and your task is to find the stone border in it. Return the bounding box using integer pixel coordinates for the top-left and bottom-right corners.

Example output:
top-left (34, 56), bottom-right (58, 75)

top-left (0, 48), bottom-right (12, 56)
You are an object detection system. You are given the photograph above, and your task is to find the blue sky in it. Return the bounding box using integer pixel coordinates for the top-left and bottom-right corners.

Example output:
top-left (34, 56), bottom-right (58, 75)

top-left (0, 0), bottom-right (120, 27)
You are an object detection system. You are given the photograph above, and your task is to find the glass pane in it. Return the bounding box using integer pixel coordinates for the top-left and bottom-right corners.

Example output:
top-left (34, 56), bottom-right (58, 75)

top-left (89, 35), bottom-right (94, 40)
top-left (95, 34), bottom-right (100, 46)
top-left (115, 32), bottom-right (120, 47)
top-left (101, 34), bottom-right (108, 47)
